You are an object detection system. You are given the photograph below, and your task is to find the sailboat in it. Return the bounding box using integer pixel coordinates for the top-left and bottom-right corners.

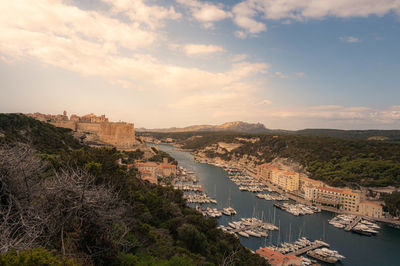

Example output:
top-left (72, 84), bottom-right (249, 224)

top-left (222, 189), bottom-right (237, 216)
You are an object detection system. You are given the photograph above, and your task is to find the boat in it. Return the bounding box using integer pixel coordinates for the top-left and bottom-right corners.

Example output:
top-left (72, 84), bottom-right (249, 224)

top-left (306, 250), bottom-right (338, 264)
top-left (351, 228), bottom-right (372, 236)
top-left (238, 231), bottom-right (250, 238)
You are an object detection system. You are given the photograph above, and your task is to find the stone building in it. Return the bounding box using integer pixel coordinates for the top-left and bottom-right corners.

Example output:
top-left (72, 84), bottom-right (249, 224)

top-left (26, 111), bottom-right (135, 149)
top-left (358, 201), bottom-right (383, 219)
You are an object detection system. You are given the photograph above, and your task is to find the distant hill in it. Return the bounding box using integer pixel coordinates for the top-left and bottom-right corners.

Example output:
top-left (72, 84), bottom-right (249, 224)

top-left (138, 121), bottom-right (273, 133)
top-left (139, 123), bottom-right (400, 141)
top-left (295, 129), bottom-right (400, 141)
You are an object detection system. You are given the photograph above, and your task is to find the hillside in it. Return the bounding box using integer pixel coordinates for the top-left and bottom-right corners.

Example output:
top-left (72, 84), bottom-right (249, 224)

top-left (0, 114), bottom-right (267, 265)
top-left (138, 121), bottom-right (400, 141)
top-left (145, 132), bottom-right (400, 188)
top-left (137, 121), bottom-right (272, 133)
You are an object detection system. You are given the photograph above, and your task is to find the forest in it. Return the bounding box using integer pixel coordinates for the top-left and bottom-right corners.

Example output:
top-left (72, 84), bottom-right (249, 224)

top-left (145, 131), bottom-right (400, 188)
top-left (0, 114), bottom-right (267, 265)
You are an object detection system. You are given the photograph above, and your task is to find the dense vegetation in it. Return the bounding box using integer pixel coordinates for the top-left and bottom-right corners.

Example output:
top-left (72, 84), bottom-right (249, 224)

top-left (145, 132), bottom-right (400, 188)
top-left (0, 114), bottom-right (267, 265)
top-left (0, 114), bottom-right (82, 153)
top-left (383, 192), bottom-right (400, 217)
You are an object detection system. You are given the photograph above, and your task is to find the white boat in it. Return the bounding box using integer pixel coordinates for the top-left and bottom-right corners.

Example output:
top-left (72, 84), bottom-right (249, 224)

top-left (238, 231), bottom-right (249, 237)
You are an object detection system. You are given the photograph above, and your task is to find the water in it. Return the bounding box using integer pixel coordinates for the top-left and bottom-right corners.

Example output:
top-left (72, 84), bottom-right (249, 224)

top-left (157, 144), bottom-right (400, 266)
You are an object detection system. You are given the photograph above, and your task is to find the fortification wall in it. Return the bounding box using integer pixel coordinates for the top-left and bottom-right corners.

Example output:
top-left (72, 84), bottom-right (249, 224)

top-left (76, 122), bottom-right (101, 132)
top-left (98, 123), bottom-right (135, 148)
top-left (49, 121), bottom-right (77, 131)
top-left (76, 122), bottom-right (135, 148)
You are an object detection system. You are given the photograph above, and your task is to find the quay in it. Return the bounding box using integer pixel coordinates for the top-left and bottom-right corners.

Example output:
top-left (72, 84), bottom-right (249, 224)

top-left (345, 216), bottom-right (362, 231)
top-left (287, 241), bottom-right (329, 256)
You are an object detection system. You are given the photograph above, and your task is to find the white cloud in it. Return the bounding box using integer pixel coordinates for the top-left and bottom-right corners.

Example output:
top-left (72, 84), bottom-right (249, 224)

top-left (232, 1), bottom-right (267, 35)
top-left (183, 44), bottom-right (225, 55)
top-left (232, 54), bottom-right (249, 62)
top-left (273, 72), bottom-right (288, 78)
top-left (176, 0), bottom-right (231, 28)
top-left (232, 0), bottom-right (400, 38)
top-left (0, 0), bottom-right (271, 99)
top-left (340, 36), bottom-right (360, 43)
top-left (100, 0), bottom-right (181, 29)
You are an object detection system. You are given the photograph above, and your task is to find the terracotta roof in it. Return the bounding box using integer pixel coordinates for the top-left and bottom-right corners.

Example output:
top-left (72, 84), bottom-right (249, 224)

top-left (256, 247), bottom-right (301, 266)
top-left (317, 186), bottom-right (344, 193)
top-left (135, 162), bottom-right (158, 167)
top-left (317, 186), bottom-right (359, 196)
top-left (159, 164), bottom-right (176, 168)
top-left (360, 201), bottom-right (382, 208)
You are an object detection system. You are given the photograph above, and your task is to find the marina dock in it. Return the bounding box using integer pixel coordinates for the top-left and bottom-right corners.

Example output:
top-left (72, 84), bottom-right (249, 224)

top-left (345, 216), bottom-right (362, 231)
top-left (287, 241), bottom-right (329, 256)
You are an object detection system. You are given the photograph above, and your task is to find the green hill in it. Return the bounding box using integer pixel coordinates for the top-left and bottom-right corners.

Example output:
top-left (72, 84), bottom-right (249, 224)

top-left (0, 114), bottom-right (267, 265)
top-left (146, 132), bottom-right (400, 188)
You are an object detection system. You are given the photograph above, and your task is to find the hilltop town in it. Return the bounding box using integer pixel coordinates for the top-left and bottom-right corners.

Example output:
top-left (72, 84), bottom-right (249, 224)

top-left (26, 111), bottom-right (136, 149)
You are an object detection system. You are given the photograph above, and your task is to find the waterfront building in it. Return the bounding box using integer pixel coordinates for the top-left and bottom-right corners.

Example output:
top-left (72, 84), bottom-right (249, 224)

top-left (256, 247), bottom-right (301, 266)
top-left (358, 201), bottom-right (383, 219)
top-left (135, 162), bottom-right (159, 177)
top-left (299, 176), bottom-right (324, 192)
top-left (257, 163), bottom-right (300, 192)
top-left (271, 171), bottom-right (300, 192)
top-left (308, 186), bottom-right (360, 212)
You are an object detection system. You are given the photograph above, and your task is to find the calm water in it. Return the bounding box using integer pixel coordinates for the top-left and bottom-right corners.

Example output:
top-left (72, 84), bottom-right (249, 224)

top-left (157, 144), bottom-right (400, 266)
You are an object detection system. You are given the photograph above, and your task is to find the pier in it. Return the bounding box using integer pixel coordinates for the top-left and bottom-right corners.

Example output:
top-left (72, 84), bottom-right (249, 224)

top-left (345, 216), bottom-right (362, 231)
top-left (287, 241), bottom-right (329, 256)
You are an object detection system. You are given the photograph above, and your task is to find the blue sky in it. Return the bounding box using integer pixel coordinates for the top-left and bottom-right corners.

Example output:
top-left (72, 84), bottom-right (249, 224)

top-left (0, 0), bottom-right (400, 129)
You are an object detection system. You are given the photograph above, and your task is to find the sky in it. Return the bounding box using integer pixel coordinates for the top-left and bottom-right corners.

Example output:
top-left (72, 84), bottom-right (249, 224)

top-left (1, 0), bottom-right (400, 130)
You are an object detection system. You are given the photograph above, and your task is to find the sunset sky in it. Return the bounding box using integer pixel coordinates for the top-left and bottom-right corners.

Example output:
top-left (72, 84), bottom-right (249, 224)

top-left (1, 0), bottom-right (400, 129)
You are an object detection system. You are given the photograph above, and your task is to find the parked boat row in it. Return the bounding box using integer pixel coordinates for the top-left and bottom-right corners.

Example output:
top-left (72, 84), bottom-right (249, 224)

top-left (196, 206), bottom-right (223, 217)
top-left (257, 193), bottom-right (289, 201)
top-left (307, 248), bottom-right (345, 264)
top-left (274, 202), bottom-right (321, 216)
top-left (221, 217), bottom-right (279, 239)
top-left (329, 214), bottom-right (380, 236)
top-left (183, 192), bottom-right (217, 204)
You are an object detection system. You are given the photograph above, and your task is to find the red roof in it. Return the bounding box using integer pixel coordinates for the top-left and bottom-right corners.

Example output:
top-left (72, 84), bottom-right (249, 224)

top-left (256, 247), bottom-right (301, 266)
top-left (317, 186), bottom-right (343, 193)
top-left (360, 201), bottom-right (382, 208)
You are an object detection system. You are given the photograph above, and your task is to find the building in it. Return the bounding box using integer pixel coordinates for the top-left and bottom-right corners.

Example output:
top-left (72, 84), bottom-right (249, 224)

top-left (135, 162), bottom-right (158, 177)
top-left (270, 171), bottom-right (300, 192)
top-left (257, 164), bottom-right (300, 192)
top-left (299, 176), bottom-right (324, 192)
top-left (138, 169), bottom-right (157, 184)
top-left (310, 187), bottom-right (360, 212)
top-left (358, 201), bottom-right (383, 219)
top-left (26, 111), bottom-right (135, 149)
top-left (256, 247), bottom-right (301, 266)
top-left (157, 157), bottom-right (177, 177)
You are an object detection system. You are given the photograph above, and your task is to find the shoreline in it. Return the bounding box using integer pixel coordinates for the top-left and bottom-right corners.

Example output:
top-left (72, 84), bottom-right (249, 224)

top-left (190, 150), bottom-right (400, 226)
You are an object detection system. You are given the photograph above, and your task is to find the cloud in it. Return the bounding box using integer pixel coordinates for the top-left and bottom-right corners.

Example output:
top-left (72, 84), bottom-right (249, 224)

top-left (340, 36), bottom-right (360, 43)
top-left (231, 0), bottom-right (400, 38)
top-left (232, 1), bottom-right (267, 35)
top-left (232, 54), bottom-right (249, 62)
top-left (273, 72), bottom-right (288, 78)
top-left (176, 0), bottom-right (231, 28)
top-left (0, 0), bottom-right (271, 98)
top-left (183, 44), bottom-right (225, 55)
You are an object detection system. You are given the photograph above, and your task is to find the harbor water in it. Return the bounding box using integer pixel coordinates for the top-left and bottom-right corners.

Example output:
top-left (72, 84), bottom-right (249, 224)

top-left (157, 144), bottom-right (400, 266)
